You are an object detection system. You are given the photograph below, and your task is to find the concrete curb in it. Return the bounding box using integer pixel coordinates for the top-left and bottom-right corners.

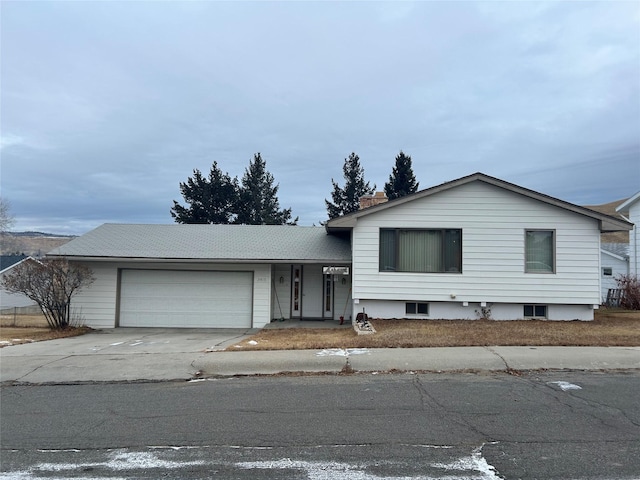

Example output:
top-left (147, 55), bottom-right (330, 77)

top-left (2, 344), bottom-right (639, 384)
top-left (194, 346), bottom-right (640, 377)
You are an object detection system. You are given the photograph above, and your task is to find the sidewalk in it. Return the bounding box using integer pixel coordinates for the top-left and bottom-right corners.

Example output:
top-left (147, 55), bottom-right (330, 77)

top-left (1, 328), bottom-right (638, 384)
top-left (193, 346), bottom-right (640, 377)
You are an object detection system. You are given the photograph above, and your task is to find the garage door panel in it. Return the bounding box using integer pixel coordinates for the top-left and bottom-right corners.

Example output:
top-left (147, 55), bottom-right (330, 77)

top-left (119, 270), bottom-right (253, 328)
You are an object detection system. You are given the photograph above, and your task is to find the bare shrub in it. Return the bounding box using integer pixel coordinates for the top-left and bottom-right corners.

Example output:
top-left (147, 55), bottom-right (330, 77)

top-left (615, 274), bottom-right (640, 310)
top-left (1, 258), bottom-right (94, 330)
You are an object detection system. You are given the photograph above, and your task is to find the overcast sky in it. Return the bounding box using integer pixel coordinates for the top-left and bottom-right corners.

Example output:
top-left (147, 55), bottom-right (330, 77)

top-left (1, 1), bottom-right (639, 235)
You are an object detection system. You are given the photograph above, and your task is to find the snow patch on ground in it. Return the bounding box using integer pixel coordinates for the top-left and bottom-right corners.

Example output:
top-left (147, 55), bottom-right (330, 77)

top-left (237, 448), bottom-right (504, 479)
top-left (36, 449), bottom-right (81, 453)
top-left (0, 445), bottom-right (505, 480)
top-left (431, 445), bottom-right (503, 479)
top-left (0, 339), bottom-right (35, 347)
top-left (548, 381), bottom-right (582, 391)
top-left (316, 348), bottom-right (370, 357)
top-left (25, 450), bottom-right (206, 473)
top-left (148, 445), bottom-right (204, 450)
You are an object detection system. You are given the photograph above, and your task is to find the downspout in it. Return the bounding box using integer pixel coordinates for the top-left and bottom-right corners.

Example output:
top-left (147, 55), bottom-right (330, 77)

top-left (619, 214), bottom-right (636, 276)
top-left (598, 230), bottom-right (602, 306)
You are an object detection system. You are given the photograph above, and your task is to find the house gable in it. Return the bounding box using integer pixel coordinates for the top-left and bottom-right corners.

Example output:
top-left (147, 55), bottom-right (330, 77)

top-left (616, 191), bottom-right (640, 214)
top-left (327, 172), bottom-right (632, 234)
top-left (616, 190), bottom-right (640, 276)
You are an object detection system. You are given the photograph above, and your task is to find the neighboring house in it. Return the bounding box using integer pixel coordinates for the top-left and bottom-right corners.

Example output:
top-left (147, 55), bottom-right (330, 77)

top-left (48, 173), bottom-right (632, 328)
top-left (616, 191), bottom-right (640, 276)
top-left (600, 243), bottom-right (629, 303)
top-left (0, 255), bottom-right (37, 310)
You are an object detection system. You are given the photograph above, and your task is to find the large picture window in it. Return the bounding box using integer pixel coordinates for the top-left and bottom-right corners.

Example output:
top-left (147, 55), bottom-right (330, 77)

top-left (379, 229), bottom-right (462, 273)
top-left (525, 230), bottom-right (555, 273)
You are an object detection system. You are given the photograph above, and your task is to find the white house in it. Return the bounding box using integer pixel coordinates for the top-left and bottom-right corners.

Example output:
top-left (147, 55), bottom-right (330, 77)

top-left (326, 173), bottom-right (632, 321)
top-left (616, 191), bottom-right (640, 276)
top-left (600, 243), bottom-right (629, 303)
top-left (48, 173), bottom-right (631, 328)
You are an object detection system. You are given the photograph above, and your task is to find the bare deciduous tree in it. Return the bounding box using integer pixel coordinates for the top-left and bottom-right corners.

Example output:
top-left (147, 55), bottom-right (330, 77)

top-left (1, 258), bottom-right (95, 329)
top-left (0, 197), bottom-right (15, 232)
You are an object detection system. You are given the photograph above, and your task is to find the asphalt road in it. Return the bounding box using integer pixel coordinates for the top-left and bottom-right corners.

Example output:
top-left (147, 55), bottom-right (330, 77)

top-left (1, 371), bottom-right (639, 479)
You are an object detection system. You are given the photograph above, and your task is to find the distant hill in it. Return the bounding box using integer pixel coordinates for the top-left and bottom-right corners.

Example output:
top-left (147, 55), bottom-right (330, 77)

top-left (8, 231), bottom-right (75, 238)
top-left (584, 199), bottom-right (629, 244)
top-left (0, 232), bottom-right (75, 257)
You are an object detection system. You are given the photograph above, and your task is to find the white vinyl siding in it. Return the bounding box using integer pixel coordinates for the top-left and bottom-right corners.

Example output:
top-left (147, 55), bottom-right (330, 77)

top-left (332, 274), bottom-right (353, 321)
top-left (351, 181), bottom-right (601, 306)
top-left (68, 262), bottom-right (272, 328)
top-left (271, 264), bottom-right (292, 320)
top-left (628, 201), bottom-right (640, 276)
top-left (68, 263), bottom-right (118, 329)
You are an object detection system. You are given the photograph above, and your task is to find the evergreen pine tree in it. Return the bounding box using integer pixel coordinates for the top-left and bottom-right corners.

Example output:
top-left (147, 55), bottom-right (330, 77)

top-left (171, 162), bottom-right (239, 224)
top-left (325, 152), bottom-right (376, 219)
top-left (236, 153), bottom-right (297, 225)
top-left (383, 150), bottom-right (419, 200)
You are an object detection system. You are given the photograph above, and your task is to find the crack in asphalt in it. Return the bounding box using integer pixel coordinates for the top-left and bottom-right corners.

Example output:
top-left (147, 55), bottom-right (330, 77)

top-left (411, 375), bottom-right (497, 443)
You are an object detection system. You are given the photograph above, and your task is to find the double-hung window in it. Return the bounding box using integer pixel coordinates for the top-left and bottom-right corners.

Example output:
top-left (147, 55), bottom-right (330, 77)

top-left (379, 229), bottom-right (462, 273)
top-left (525, 230), bottom-right (555, 273)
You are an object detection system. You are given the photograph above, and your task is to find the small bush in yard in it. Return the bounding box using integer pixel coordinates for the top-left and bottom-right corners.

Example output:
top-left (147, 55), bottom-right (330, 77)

top-left (615, 274), bottom-right (640, 310)
top-left (1, 258), bottom-right (94, 330)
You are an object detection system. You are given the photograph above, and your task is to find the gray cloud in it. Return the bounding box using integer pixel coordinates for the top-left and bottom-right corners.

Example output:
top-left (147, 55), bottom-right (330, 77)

top-left (1, 1), bottom-right (638, 234)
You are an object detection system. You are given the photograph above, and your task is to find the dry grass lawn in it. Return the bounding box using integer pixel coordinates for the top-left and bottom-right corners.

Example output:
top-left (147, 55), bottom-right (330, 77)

top-left (2, 309), bottom-right (639, 350)
top-left (0, 314), bottom-right (90, 347)
top-left (228, 309), bottom-right (640, 351)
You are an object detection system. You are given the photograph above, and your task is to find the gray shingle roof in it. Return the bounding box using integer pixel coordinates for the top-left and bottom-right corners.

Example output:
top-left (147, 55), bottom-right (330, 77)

top-left (47, 224), bottom-right (351, 263)
top-left (0, 254), bottom-right (28, 272)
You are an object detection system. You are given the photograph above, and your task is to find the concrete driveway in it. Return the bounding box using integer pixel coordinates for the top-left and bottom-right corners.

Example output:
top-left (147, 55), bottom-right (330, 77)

top-left (0, 328), bottom-right (255, 384)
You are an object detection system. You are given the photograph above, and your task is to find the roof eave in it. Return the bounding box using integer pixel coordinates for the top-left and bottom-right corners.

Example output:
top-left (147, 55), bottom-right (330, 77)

top-left (600, 249), bottom-right (627, 261)
top-left (46, 254), bottom-right (351, 264)
top-left (616, 191), bottom-right (640, 212)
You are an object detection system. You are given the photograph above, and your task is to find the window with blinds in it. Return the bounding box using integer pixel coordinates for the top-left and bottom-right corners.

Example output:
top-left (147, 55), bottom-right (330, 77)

top-left (379, 229), bottom-right (462, 273)
top-left (525, 230), bottom-right (555, 273)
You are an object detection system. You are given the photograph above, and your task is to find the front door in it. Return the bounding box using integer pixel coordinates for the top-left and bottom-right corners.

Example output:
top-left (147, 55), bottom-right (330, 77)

top-left (291, 265), bottom-right (325, 319)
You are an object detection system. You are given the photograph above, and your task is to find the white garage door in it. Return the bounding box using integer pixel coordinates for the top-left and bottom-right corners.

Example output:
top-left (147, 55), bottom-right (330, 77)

top-left (119, 270), bottom-right (253, 328)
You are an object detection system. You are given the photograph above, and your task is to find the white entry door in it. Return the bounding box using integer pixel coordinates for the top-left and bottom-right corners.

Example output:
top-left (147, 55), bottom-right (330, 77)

top-left (302, 265), bottom-right (323, 318)
top-left (291, 265), bottom-right (325, 319)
